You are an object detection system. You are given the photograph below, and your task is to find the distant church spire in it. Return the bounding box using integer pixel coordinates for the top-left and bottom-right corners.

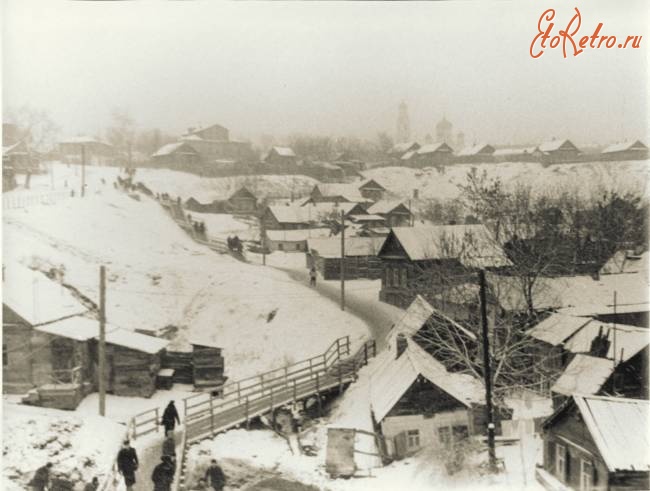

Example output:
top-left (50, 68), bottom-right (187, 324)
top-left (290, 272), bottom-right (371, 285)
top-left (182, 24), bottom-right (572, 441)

top-left (396, 100), bottom-right (411, 143)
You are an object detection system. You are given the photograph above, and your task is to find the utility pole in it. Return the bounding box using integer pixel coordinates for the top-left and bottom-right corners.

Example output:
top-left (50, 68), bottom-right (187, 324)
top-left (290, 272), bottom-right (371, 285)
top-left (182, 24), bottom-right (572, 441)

top-left (340, 210), bottom-right (345, 311)
top-left (261, 215), bottom-right (266, 266)
top-left (81, 144), bottom-right (86, 198)
top-left (99, 266), bottom-right (106, 417)
top-left (408, 199), bottom-right (413, 226)
top-left (478, 270), bottom-right (496, 472)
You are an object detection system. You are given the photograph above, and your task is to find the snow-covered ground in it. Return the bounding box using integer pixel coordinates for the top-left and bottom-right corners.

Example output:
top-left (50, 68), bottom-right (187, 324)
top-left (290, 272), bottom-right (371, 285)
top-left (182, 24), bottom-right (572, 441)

top-left (364, 160), bottom-right (649, 201)
top-left (2, 401), bottom-right (125, 490)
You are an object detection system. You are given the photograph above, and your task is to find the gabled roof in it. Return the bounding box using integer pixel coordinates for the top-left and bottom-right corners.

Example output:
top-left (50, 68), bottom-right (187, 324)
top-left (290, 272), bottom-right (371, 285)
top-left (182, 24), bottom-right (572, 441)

top-left (370, 338), bottom-right (484, 422)
top-left (390, 295), bottom-right (435, 339)
top-left (400, 150), bottom-right (417, 161)
top-left (551, 354), bottom-right (615, 396)
top-left (266, 205), bottom-right (312, 225)
top-left (389, 141), bottom-right (420, 155)
top-left (538, 139), bottom-right (579, 153)
top-left (183, 123), bottom-right (228, 139)
top-left (311, 183), bottom-right (367, 203)
top-left (3, 264), bottom-right (88, 326)
top-left (152, 141), bottom-right (198, 157)
top-left (602, 140), bottom-right (648, 154)
top-left (307, 236), bottom-right (385, 258)
top-left (2, 141), bottom-right (29, 156)
top-left (456, 143), bottom-right (495, 157)
top-left (600, 250), bottom-right (649, 275)
top-left (545, 395), bottom-right (650, 473)
top-left (563, 321), bottom-right (649, 362)
top-left (271, 146), bottom-right (296, 157)
top-left (527, 313), bottom-right (591, 346)
top-left (35, 316), bottom-right (169, 354)
top-left (416, 142), bottom-right (453, 155)
top-left (267, 202), bottom-right (363, 225)
top-left (359, 179), bottom-right (386, 191)
top-left (378, 225), bottom-right (510, 267)
top-left (367, 200), bottom-right (410, 216)
top-left (229, 186), bottom-right (257, 200)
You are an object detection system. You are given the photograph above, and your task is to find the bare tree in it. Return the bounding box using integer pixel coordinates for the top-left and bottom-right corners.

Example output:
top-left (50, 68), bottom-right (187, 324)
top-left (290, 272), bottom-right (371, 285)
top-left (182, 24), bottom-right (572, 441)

top-left (5, 105), bottom-right (60, 151)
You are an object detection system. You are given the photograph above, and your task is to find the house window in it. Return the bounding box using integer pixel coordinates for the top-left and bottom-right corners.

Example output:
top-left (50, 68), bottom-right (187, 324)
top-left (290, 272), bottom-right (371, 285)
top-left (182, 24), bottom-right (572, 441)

top-left (555, 443), bottom-right (566, 482)
top-left (400, 268), bottom-right (407, 287)
top-left (580, 459), bottom-right (593, 491)
top-left (452, 425), bottom-right (469, 443)
top-left (407, 430), bottom-right (420, 449)
top-left (278, 243), bottom-right (284, 251)
top-left (295, 243), bottom-right (301, 251)
top-left (438, 427), bottom-right (451, 446)
top-left (385, 267), bottom-right (392, 287)
top-left (393, 268), bottom-right (400, 287)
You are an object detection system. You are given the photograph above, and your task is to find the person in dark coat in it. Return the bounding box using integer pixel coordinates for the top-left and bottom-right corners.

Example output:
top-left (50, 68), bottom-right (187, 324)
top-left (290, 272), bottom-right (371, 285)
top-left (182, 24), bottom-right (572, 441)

top-left (309, 267), bottom-right (317, 287)
top-left (83, 476), bottom-right (99, 491)
top-left (151, 456), bottom-right (175, 491)
top-left (161, 401), bottom-right (181, 435)
top-left (29, 462), bottom-right (52, 491)
top-left (204, 459), bottom-right (226, 491)
top-left (162, 434), bottom-right (176, 463)
top-left (116, 440), bottom-right (139, 490)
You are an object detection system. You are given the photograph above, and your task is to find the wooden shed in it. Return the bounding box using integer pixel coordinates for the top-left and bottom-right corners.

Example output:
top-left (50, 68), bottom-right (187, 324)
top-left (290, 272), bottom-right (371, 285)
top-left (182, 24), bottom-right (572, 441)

top-left (227, 186), bottom-right (258, 214)
top-left (307, 236), bottom-right (386, 280)
top-left (190, 339), bottom-right (226, 390)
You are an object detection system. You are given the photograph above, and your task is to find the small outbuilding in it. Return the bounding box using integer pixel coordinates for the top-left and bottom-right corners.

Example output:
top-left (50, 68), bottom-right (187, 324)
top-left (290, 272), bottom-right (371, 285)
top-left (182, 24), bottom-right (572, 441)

top-left (265, 228), bottom-right (332, 253)
top-left (307, 236), bottom-right (386, 280)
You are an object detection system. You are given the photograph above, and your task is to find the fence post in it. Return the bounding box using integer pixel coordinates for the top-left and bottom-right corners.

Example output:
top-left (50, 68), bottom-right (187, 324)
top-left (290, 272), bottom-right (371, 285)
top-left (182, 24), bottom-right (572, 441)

top-left (338, 363), bottom-right (343, 394)
top-left (292, 379), bottom-right (297, 403)
top-left (155, 408), bottom-right (159, 434)
top-left (245, 396), bottom-right (250, 430)
top-left (210, 397), bottom-right (214, 436)
top-left (364, 343), bottom-right (368, 365)
top-left (315, 373), bottom-right (322, 417)
top-left (184, 398), bottom-right (188, 420)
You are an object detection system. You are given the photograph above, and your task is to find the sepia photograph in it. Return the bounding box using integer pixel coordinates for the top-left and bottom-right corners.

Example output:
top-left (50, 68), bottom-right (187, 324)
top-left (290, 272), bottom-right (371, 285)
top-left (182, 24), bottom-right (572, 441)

top-left (1, 1), bottom-right (648, 490)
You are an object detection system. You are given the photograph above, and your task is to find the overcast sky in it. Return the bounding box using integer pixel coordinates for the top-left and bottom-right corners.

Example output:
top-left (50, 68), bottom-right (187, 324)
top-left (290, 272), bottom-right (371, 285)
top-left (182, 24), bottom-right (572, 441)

top-left (3, 0), bottom-right (648, 146)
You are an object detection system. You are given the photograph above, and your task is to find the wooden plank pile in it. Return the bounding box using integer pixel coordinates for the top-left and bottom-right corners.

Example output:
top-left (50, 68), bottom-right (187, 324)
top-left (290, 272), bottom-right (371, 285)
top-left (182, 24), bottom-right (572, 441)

top-left (112, 346), bottom-right (160, 398)
top-left (33, 383), bottom-right (83, 410)
top-left (162, 351), bottom-right (194, 384)
top-left (192, 343), bottom-right (225, 389)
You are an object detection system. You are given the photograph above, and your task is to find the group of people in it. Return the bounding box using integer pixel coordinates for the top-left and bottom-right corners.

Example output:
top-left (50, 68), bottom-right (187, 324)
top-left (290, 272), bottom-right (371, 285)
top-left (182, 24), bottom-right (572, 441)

top-left (193, 220), bottom-right (207, 235)
top-left (114, 401), bottom-right (227, 491)
top-left (226, 235), bottom-right (243, 254)
top-left (28, 462), bottom-right (99, 491)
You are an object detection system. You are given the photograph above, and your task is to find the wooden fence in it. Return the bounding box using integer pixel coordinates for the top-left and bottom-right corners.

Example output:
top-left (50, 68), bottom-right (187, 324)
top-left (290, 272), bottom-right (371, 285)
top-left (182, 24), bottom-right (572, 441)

top-left (3, 190), bottom-right (73, 210)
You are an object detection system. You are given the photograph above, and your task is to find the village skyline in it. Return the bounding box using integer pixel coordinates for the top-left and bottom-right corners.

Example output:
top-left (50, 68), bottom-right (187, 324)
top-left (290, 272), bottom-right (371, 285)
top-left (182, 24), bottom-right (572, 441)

top-left (3, 1), bottom-right (649, 147)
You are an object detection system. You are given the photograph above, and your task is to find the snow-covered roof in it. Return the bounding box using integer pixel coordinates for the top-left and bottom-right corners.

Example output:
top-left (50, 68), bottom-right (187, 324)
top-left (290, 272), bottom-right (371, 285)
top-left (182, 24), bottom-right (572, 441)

top-left (416, 142), bottom-right (452, 155)
top-left (359, 179), bottom-right (386, 191)
top-left (34, 316), bottom-right (169, 353)
top-left (456, 143), bottom-right (494, 157)
top-left (189, 336), bottom-right (222, 349)
top-left (527, 313), bottom-right (591, 346)
top-left (493, 147), bottom-right (527, 156)
top-left (3, 264), bottom-right (88, 326)
top-left (602, 140), bottom-right (648, 154)
top-left (348, 214), bottom-right (385, 222)
top-left (367, 200), bottom-right (410, 215)
top-left (390, 141), bottom-right (419, 154)
top-left (381, 225), bottom-right (510, 267)
top-left (538, 139), bottom-right (577, 153)
top-left (572, 395), bottom-right (650, 472)
top-left (271, 147), bottom-right (296, 157)
top-left (2, 141), bottom-right (29, 156)
top-left (313, 183), bottom-right (367, 202)
top-left (268, 202), bottom-right (364, 225)
top-left (551, 355), bottom-right (615, 396)
top-left (59, 136), bottom-right (109, 145)
top-left (391, 295), bottom-right (435, 339)
top-left (267, 228), bottom-right (331, 243)
top-left (152, 142), bottom-right (198, 157)
top-left (181, 134), bottom-right (203, 141)
top-left (228, 187), bottom-right (257, 200)
top-left (400, 150), bottom-right (417, 161)
top-left (370, 339), bottom-right (484, 422)
top-left (266, 205), bottom-right (311, 224)
top-left (307, 236), bottom-right (385, 258)
top-left (563, 321), bottom-right (648, 362)
top-left (600, 250), bottom-right (649, 275)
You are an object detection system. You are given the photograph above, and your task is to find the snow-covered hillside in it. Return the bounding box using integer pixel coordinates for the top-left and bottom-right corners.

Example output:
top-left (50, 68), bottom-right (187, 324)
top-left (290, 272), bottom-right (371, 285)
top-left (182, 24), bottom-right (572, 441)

top-left (3, 182), bottom-right (370, 382)
top-left (364, 160), bottom-right (648, 201)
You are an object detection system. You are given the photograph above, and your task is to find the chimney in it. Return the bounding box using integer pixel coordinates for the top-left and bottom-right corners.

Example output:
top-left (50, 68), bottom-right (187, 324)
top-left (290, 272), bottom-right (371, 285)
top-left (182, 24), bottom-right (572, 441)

top-left (396, 334), bottom-right (408, 359)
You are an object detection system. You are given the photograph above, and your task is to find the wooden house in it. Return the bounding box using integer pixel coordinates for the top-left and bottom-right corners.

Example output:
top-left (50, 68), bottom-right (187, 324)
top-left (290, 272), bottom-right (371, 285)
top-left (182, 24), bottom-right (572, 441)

top-left (59, 137), bottom-right (115, 166)
top-left (538, 395), bottom-right (649, 491)
top-left (2, 140), bottom-right (38, 174)
top-left (536, 139), bottom-right (581, 164)
top-left (184, 197), bottom-right (229, 214)
top-left (227, 186), bottom-right (258, 214)
top-left (377, 225), bottom-right (510, 309)
top-left (367, 201), bottom-right (412, 227)
top-left (262, 202), bottom-right (367, 231)
top-left (413, 142), bottom-right (454, 167)
top-left (261, 205), bottom-right (312, 230)
top-left (266, 228), bottom-right (331, 253)
top-left (264, 146), bottom-right (297, 167)
top-left (307, 183), bottom-right (369, 205)
top-left (493, 146), bottom-right (538, 163)
top-left (358, 179), bottom-right (387, 202)
top-left (454, 143), bottom-right (495, 164)
top-left (190, 339), bottom-right (226, 390)
top-left (307, 236), bottom-right (386, 280)
top-left (370, 335), bottom-right (486, 460)
top-left (179, 124), bottom-right (255, 162)
top-left (151, 141), bottom-right (201, 171)
top-left (601, 140), bottom-right (648, 161)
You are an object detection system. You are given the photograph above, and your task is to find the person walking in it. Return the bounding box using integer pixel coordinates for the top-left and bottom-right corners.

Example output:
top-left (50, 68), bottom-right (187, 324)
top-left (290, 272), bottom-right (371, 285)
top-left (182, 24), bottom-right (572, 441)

top-left (83, 476), bottom-right (99, 491)
top-left (204, 459), bottom-right (226, 491)
top-left (162, 434), bottom-right (176, 464)
top-left (151, 456), bottom-right (175, 491)
top-left (161, 400), bottom-right (181, 436)
top-left (116, 440), bottom-right (139, 491)
top-left (29, 462), bottom-right (52, 491)
top-left (309, 266), bottom-right (317, 287)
